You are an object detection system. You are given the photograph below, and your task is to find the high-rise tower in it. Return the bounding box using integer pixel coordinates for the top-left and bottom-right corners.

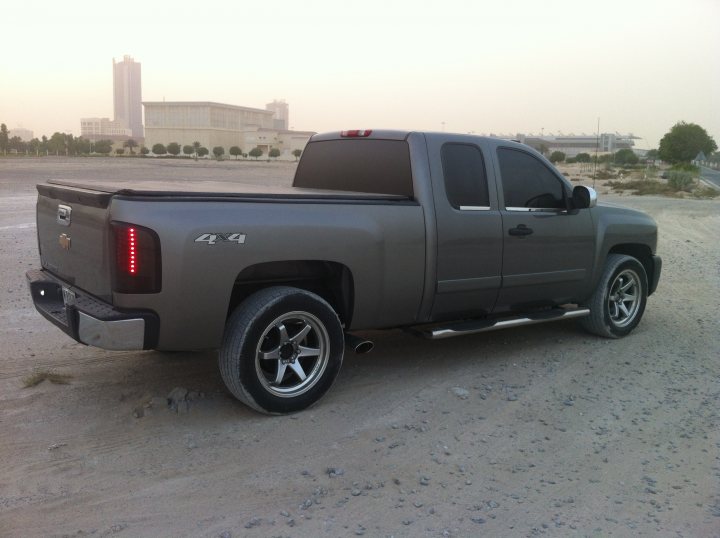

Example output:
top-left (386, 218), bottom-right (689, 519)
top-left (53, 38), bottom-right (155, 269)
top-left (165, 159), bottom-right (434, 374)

top-left (113, 55), bottom-right (143, 139)
top-left (265, 99), bottom-right (289, 130)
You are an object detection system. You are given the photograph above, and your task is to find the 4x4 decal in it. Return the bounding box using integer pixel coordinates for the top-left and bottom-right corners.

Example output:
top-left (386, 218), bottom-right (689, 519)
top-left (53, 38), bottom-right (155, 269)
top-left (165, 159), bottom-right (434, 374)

top-left (194, 233), bottom-right (246, 245)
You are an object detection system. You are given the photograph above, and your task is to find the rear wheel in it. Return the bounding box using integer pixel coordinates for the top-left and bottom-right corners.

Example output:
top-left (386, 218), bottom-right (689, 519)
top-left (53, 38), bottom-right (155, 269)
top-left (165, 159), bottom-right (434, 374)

top-left (219, 286), bottom-right (344, 414)
top-left (580, 254), bottom-right (648, 338)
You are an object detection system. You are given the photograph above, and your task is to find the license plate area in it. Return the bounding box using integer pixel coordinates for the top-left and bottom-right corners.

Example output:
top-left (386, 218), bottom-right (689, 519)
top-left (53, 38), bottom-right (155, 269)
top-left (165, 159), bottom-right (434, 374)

top-left (62, 286), bottom-right (77, 307)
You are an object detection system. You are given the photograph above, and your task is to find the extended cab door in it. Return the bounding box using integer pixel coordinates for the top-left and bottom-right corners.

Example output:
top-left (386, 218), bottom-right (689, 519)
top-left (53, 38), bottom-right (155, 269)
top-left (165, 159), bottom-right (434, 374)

top-left (492, 146), bottom-right (595, 311)
top-left (428, 137), bottom-right (503, 320)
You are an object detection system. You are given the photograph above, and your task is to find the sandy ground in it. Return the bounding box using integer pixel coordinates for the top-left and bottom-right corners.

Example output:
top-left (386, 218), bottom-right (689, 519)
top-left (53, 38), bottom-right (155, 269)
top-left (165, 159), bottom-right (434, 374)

top-left (0, 158), bottom-right (718, 537)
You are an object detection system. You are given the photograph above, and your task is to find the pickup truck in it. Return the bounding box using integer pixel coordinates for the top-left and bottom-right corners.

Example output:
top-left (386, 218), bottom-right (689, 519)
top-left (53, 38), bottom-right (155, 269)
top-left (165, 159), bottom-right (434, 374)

top-left (27, 130), bottom-right (661, 414)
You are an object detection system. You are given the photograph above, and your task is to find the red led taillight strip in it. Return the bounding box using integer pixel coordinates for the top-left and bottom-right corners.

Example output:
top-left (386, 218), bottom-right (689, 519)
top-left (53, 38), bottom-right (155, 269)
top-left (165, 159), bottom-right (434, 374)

top-left (129, 227), bottom-right (137, 274)
top-left (111, 221), bottom-right (161, 293)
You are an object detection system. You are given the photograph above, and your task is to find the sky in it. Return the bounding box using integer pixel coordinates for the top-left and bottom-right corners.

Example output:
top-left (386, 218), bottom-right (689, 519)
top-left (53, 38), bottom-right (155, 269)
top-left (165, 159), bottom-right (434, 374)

top-left (1, 0), bottom-right (718, 149)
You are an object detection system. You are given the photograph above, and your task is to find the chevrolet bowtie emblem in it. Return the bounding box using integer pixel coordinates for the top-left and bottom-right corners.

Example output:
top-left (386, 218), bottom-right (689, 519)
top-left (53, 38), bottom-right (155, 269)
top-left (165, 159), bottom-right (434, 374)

top-left (59, 233), bottom-right (71, 250)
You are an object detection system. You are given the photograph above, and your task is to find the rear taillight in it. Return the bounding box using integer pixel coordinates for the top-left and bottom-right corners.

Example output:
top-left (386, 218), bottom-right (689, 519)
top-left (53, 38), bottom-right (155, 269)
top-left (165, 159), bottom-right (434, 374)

top-left (111, 222), bottom-right (161, 293)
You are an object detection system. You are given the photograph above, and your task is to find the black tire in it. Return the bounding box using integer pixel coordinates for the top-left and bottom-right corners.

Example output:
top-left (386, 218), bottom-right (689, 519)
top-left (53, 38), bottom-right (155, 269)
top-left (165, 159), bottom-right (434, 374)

top-left (580, 254), bottom-right (648, 338)
top-left (219, 286), bottom-right (344, 414)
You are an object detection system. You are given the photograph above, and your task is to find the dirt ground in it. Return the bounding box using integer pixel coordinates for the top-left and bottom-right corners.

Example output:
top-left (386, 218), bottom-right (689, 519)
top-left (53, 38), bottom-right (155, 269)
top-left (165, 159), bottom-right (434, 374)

top-left (1, 158), bottom-right (718, 537)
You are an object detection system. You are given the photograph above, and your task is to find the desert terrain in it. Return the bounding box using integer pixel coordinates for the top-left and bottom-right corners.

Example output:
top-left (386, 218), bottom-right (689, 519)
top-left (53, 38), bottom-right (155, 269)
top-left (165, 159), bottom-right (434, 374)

top-left (0, 158), bottom-right (718, 537)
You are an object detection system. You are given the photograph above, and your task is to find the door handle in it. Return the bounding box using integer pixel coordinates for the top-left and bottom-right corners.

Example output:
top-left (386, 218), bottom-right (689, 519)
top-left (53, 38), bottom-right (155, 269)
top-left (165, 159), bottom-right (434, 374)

top-left (509, 224), bottom-right (533, 236)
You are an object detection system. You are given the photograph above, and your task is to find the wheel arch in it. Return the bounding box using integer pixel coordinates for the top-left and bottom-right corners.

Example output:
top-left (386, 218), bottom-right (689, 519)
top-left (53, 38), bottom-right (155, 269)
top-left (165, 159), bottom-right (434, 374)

top-left (579, 252), bottom-right (649, 338)
top-left (607, 243), bottom-right (656, 294)
top-left (227, 260), bottom-right (355, 326)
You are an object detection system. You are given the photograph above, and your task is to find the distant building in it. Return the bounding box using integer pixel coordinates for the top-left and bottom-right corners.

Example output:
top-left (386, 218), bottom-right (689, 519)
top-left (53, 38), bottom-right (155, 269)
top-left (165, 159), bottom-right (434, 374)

top-left (79, 55), bottom-right (143, 143)
top-left (245, 128), bottom-right (317, 157)
top-left (143, 101), bottom-right (314, 159)
top-left (266, 99), bottom-right (289, 130)
top-left (9, 128), bottom-right (33, 141)
top-left (504, 133), bottom-right (640, 157)
top-left (692, 151), bottom-right (717, 169)
top-left (113, 55), bottom-right (143, 139)
top-left (80, 117), bottom-right (132, 142)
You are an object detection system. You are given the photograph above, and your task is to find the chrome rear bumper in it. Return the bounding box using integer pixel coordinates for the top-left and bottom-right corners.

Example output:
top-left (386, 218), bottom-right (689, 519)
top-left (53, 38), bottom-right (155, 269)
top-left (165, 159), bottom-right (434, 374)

top-left (26, 269), bottom-right (158, 351)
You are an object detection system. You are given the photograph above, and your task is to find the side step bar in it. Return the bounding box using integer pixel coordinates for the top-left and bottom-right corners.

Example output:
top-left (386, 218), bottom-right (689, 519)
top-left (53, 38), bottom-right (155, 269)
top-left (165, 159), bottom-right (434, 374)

top-left (413, 307), bottom-right (591, 340)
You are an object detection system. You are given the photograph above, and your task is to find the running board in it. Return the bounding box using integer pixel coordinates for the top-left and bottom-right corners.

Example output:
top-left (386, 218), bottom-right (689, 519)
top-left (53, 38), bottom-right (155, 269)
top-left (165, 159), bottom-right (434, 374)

top-left (413, 307), bottom-right (591, 340)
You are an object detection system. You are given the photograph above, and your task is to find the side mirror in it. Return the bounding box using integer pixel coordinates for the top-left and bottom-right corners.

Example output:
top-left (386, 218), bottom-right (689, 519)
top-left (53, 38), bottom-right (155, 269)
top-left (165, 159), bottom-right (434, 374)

top-left (572, 185), bottom-right (597, 209)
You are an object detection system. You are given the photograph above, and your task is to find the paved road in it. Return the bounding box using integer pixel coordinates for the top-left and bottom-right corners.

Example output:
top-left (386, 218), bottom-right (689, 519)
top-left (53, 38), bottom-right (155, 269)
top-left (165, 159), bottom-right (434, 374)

top-left (700, 165), bottom-right (720, 189)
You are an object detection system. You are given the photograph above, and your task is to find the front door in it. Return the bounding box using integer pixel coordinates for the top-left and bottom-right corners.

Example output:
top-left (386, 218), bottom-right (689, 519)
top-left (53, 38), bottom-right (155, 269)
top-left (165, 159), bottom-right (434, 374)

top-left (493, 146), bottom-right (595, 311)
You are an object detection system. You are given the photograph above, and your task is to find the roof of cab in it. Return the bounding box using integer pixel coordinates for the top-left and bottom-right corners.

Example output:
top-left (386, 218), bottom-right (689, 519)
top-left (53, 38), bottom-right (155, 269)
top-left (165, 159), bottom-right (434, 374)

top-left (310, 130), bottom-right (411, 142)
top-left (309, 130), bottom-right (533, 151)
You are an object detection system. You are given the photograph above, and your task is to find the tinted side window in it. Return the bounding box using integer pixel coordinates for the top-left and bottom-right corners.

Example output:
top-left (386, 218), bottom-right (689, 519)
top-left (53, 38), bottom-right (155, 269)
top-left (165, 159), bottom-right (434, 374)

top-left (293, 140), bottom-right (413, 196)
top-left (441, 143), bottom-right (489, 208)
top-left (497, 148), bottom-right (566, 209)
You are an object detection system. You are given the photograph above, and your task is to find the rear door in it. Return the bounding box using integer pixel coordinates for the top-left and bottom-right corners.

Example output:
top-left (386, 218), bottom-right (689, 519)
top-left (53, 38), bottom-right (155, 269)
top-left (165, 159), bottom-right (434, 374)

top-left (492, 146), bottom-right (595, 311)
top-left (428, 136), bottom-right (503, 320)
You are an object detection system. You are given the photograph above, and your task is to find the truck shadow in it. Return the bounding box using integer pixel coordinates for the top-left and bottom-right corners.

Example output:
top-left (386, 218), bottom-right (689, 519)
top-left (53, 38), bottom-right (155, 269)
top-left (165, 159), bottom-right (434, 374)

top-left (68, 318), bottom-right (632, 423)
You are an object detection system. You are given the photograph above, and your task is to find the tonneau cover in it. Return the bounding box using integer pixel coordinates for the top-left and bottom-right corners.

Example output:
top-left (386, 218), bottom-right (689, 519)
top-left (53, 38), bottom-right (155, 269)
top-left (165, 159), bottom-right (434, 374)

top-left (44, 178), bottom-right (412, 201)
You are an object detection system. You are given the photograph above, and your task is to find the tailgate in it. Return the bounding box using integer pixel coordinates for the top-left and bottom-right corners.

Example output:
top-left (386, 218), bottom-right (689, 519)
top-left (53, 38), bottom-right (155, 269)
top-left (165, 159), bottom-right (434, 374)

top-left (36, 183), bottom-right (114, 302)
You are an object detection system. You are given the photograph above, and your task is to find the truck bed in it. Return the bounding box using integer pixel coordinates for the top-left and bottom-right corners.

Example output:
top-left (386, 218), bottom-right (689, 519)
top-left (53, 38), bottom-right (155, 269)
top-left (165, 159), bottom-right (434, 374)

top-left (35, 177), bottom-right (419, 314)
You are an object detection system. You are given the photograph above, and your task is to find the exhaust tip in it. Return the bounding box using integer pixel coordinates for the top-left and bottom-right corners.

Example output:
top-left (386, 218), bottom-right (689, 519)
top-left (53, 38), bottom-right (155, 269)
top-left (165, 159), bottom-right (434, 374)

top-left (353, 340), bottom-right (374, 354)
top-left (345, 334), bottom-right (374, 354)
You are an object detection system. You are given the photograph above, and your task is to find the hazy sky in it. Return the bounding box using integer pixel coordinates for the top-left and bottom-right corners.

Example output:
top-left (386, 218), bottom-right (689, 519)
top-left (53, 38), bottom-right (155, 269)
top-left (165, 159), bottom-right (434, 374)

top-left (2, 0), bottom-right (718, 148)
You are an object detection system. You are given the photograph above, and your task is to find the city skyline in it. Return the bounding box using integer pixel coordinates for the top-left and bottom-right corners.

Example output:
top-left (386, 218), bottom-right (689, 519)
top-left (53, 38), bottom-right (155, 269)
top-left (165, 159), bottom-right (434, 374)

top-left (1, 0), bottom-right (718, 149)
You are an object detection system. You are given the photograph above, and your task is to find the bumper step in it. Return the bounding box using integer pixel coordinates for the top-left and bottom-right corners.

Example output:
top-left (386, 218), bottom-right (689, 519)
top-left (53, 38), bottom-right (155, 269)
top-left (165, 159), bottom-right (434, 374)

top-left (26, 269), bottom-right (159, 350)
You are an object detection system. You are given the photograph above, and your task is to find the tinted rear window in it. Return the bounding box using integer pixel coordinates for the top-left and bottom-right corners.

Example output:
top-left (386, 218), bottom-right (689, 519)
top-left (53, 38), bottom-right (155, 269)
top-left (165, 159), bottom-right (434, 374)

top-left (293, 140), bottom-right (413, 196)
top-left (441, 143), bottom-right (489, 208)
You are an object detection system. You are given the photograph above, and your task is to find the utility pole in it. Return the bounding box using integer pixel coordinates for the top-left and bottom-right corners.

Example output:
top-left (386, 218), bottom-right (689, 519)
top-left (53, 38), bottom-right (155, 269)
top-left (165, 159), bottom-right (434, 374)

top-left (593, 117), bottom-right (600, 189)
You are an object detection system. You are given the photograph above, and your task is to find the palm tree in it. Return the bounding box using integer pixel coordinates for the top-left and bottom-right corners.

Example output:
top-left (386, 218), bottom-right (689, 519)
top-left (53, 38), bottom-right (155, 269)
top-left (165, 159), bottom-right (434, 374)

top-left (124, 139), bottom-right (138, 155)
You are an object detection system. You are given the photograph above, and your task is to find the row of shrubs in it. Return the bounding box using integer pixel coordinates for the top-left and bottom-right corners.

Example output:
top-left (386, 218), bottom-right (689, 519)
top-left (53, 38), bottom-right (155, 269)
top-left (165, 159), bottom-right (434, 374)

top-left (138, 143), bottom-right (301, 161)
top-left (544, 149), bottom-right (644, 166)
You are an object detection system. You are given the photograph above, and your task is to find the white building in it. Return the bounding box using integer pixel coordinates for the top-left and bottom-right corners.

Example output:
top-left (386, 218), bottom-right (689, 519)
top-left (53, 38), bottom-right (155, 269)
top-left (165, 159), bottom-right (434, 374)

top-left (505, 133), bottom-right (641, 157)
top-left (80, 118), bottom-right (133, 142)
top-left (9, 128), bottom-right (34, 141)
top-left (143, 101), bottom-right (314, 159)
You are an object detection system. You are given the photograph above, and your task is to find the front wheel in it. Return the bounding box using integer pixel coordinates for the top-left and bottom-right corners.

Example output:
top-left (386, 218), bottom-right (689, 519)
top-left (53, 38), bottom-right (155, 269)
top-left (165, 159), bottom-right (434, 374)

top-left (580, 254), bottom-right (648, 338)
top-left (219, 286), bottom-right (345, 414)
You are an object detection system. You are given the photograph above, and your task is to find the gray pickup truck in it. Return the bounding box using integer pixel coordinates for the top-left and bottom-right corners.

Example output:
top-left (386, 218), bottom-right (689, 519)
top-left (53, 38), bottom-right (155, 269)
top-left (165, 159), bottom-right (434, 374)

top-left (27, 130), bottom-right (661, 413)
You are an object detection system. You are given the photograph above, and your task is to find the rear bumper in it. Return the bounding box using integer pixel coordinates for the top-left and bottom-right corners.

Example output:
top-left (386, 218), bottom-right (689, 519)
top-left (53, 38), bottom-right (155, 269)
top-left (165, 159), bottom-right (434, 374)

top-left (26, 269), bottom-right (159, 350)
top-left (649, 255), bottom-right (662, 295)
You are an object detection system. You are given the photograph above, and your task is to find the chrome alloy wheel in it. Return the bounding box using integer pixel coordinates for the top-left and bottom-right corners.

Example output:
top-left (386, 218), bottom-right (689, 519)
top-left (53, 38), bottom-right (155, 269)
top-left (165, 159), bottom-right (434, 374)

top-left (255, 311), bottom-right (330, 398)
top-left (607, 269), bottom-right (641, 328)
